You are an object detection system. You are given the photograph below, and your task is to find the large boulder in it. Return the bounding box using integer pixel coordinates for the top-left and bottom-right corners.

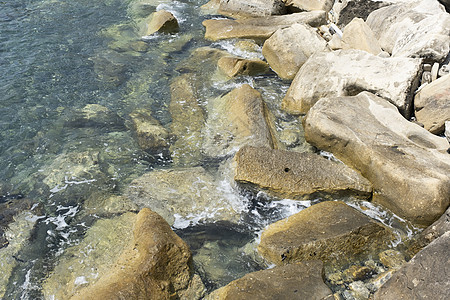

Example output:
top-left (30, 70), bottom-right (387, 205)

top-left (331, 0), bottom-right (399, 26)
top-left (207, 261), bottom-right (333, 300)
top-left (341, 17), bottom-right (382, 55)
top-left (218, 0), bottom-right (286, 17)
top-left (282, 49), bottom-right (421, 117)
top-left (217, 56), bottom-right (271, 77)
top-left (202, 84), bottom-right (276, 158)
top-left (303, 92), bottom-right (450, 226)
top-left (374, 231), bottom-right (450, 300)
top-left (169, 74), bottom-right (206, 166)
top-left (202, 11), bottom-right (327, 41)
top-left (285, 0), bottom-right (334, 13)
top-left (366, 0), bottom-right (450, 62)
top-left (233, 145), bottom-right (372, 199)
top-left (414, 74), bottom-right (450, 135)
top-left (143, 9), bottom-right (179, 36)
top-left (258, 201), bottom-right (394, 265)
top-left (124, 167), bottom-right (241, 226)
top-left (262, 23), bottom-right (328, 80)
top-left (129, 109), bottom-right (170, 151)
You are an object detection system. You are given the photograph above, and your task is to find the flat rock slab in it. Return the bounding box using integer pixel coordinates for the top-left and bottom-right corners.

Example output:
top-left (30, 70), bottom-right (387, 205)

top-left (367, 0), bottom-right (450, 62)
top-left (285, 0), bottom-right (334, 13)
top-left (414, 74), bottom-right (450, 135)
top-left (202, 11), bottom-right (326, 41)
top-left (303, 91), bottom-right (450, 226)
top-left (218, 0), bottom-right (286, 17)
top-left (262, 23), bottom-right (328, 80)
top-left (234, 145), bottom-right (372, 199)
top-left (282, 49), bottom-right (421, 117)
top-left (258, 201), bottom-right (394, 265)
top-left (207, 261), bottom-right (333, 300)
top-left (374, 231), bottom-right (450, 300)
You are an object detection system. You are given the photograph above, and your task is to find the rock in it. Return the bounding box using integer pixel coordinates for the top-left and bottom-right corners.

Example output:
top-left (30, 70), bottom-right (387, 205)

top-left (349, 281), bottom-right (371, 300)
top-left (233, 146), bottom-right (372, 199)
top-left (341, 18), bottom-right (382, 55)
top-left (282, 49), bottom-right (421, 117)
top-left (439, 0), bottom-right (450, 11)
top-left (262, 23), bottom-right (328, 80)
top-left (143, 9), bottom-right (179, 36)
top-left (176, 47), bottom-right (229, 74)
top-left (328, 34), bottom-right (343, 50)
top-left (331, 0), bottom-right (398, 27)
top-left (202, 84), bottom-right (276, 158)
top-left (169, 74), bottom-right (206, 166)
top-left (124, 167), bottom-right (240, 226)
top-left (129, 109), bottom-right (170, 150)
top-left (65, 104), bottom-right (125, 130)
top-left (285, 0), bottom-right (334, 13)
top-left (90, 51), bottom-right (129, 86)
top-left (218, 0), bottom-right (286, 17)
top-left (374, 231), bottom-right (450, 300)
top-left (202, 11), bottom-right (327, 41)
top-left (207, 261), bottom-right (333, 300)
top-left (217, 56), bottom-right (270, 77)
top-left (67, 209), bottom-right (196, 300)
top-left (83, 193), bottom-right (139, 216)
top-left (378, 250), bottom-right (406, 270)
top-left (128, 0), bottom-right (173, 18)
top-left (431, 62), bottom-right (439, 81)
top-left (446, 121), bottom-right (450, 143)
top-left (0, 197), bottom-right (32, 248)
top-left (258, 201), bottom-right (394, 266)
top-left (414, 74), bottom-right (450, 135)
top-left (439, 64), bottom-right (450, 77)
top-left (303, 91), bottom-right (450, 225)
top-left (366, 0), bottom-right (450, 62)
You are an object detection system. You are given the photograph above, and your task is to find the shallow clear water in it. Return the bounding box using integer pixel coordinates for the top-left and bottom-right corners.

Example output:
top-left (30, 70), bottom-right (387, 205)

top-left (0, 0), bottom-right (419, 299)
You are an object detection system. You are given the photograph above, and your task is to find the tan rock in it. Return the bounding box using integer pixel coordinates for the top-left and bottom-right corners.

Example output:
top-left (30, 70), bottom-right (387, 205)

top-left (207, 261), bottom-right (333, 300)
top-left (169, 74), bottom-right (206, 166)
top-left (258, 201), bottom-right (394, 265)
top-left (144, 9), bottom-right (179, 36)
top-left (414, 74), bottom-right (450, 135)
top-left (218, 0), bottom-right (286, 18)
top-left (303, 92), bottom-right (450, 225)
top-left (282, 49), bottom-right (421, 117)
top-left (217, 56), bottom-right (270, 77)
top-left (262, 23), bottom-right (328, 80)
top-left (327, 34), bottom-right (342, 50)
top-left (202, 11), bottom-right (327, 41)
top-left (129, 109), bottom-right (170, 150)
top-left (233, 146), bottom-right (372, 199)
top-left (341, 17), bottom-right (382, 55)
top-left (202, 84), bottom-right (276, 158)
top-left (379, 250), bottom-right (406, 270)
top-left (285, 0), bottom-right (334, 13)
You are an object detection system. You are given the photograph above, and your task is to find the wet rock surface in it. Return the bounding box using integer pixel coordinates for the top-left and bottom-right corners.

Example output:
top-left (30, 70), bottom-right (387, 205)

top-left (414, 74), bottom-right (450, 135)
top-left (374, 231), bottom-right (450, 300)
top-left (217, 56), bottom-right (270, 77)
top-left (207, 261), bottom-right (333, 300)
top-left (262, 23), bottom-right (328, 80)
top-left (143, 9), bottom-right (179, 36)
top-left (304, 92), bottom-right (450, 226)
top-left (258, 201), bottom-right (394, 266)
top-left (129, 108), bottom-right (170, 151)
top-left (233, 145), bottom-right (372, 199)
top-left (282, 49), bottom-right (422, 117)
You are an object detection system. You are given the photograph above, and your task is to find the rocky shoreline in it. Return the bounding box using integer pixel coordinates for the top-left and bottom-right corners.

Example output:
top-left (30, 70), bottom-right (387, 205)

top-left (1, 0), bottom-right (449, 299)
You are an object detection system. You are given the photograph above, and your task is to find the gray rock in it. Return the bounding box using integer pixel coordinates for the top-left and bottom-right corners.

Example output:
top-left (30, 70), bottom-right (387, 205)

top-left (282, 49), bottom-right (421, 118)
top-left (303, 91), bottom-right (450, 225)
top-left (262, 23), bottom-right (328, 80)
top-left (129, 109), bottom-right (170, 150)
top-left (207, 261), bottom-right (334, 300)
top-left (258, 201), bottom-right (394, 266)
top-left (202, 11), bottom-right (327, 41)
top-left (285, 0), bottom-right (334, 13)
top-left (366, 0), bottom-right (450, 62)
top-left (233, 145), bottom-right (372, 199)
top-left (374, 231), bottom-right (450, 300)
top-left (414, 74), bottom-right (450, 134)
top-left (331, 0), bottom-right (397, 26)
top-left (218, 0), bottom-right (286, 17)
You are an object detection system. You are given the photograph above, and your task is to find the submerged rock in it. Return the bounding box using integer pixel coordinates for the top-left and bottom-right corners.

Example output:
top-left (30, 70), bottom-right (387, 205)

top-left (202, 11), bottom-right (327, 41)
top-left (262, 23), bottom-right (328, 80)
top-left (65, 104), bottom-right (125, 130)
top-left (143, 9), bottom-right (179, 36)
top-left (366, 0), bottom-right (450, 62)
top-left (341, 17), bottom-right (382, 55)
top-left (258, 201), bottom-right (394, 265)
top-left (282, 49), bottom-right (421, 117)
top-left (129, 109), bottom-right (170, 151)
top-left (217, 56), bottom-right (270, 77)
top-left (414, 74), bottom-right (450, 135)
top-left (202, 84), bottom-right (276, 158)
top-left (207, 261), bottom-right (333, 300)
top-left (218, 0), bottom-right (286, 17)
top-left (125, 167), bottom-right (241, 226)
top-left (233, 146), bottom-right (372, 199)
top-left (303, 92), bottom-right (450, 226)
top-left (374, 231), bottom-right (450, 300)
